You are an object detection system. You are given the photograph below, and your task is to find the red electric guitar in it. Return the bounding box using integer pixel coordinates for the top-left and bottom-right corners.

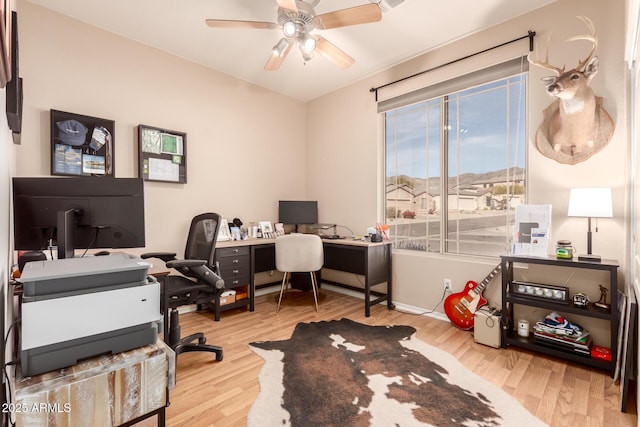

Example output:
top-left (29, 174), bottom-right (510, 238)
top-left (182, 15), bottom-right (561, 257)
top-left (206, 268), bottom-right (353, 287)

top-left (443, 264), bottom-right (502, 330)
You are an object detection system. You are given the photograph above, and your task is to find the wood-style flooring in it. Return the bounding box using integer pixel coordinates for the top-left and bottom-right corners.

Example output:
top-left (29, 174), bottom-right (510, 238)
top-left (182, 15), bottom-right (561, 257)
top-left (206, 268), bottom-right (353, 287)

top-left (135, 289), bottom-right (638, 427)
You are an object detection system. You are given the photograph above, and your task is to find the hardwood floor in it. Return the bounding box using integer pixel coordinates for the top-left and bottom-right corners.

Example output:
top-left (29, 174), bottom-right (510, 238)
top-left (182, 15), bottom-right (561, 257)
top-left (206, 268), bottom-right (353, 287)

top-left (136, 289), bottom-right (638, 427)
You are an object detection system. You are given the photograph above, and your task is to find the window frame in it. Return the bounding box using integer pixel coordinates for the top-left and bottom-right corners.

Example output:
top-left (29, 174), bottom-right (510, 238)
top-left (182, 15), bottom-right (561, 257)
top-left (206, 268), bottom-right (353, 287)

top-left (381, 58), bottom-right (529, 257)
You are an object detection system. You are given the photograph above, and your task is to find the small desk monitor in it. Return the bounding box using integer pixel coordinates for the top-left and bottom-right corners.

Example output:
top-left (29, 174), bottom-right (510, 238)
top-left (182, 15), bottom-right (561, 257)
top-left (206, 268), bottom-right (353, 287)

top-left (278, 200), bottom-right (318, 233)
top-left (13, 177), bottom-right (145, 259)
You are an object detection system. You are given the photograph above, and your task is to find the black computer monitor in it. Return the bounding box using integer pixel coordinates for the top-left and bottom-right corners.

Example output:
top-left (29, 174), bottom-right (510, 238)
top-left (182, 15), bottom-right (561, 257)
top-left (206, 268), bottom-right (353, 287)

top-left (13, 177), bottom-right (145, 258)
top-left (278, 200), bottom-right (318, 233)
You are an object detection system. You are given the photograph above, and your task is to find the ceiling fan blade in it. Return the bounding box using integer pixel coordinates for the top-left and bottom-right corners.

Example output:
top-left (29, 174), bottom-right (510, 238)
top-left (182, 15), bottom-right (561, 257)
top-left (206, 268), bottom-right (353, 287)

top-left (205, 19), bottom-right (278, 30)
top-left (264, 39), bottom-right (293, 71)
top-left (314, 4), bottom-right (382, 30)
top-left (315, 36), bottom-right (355, 69)
top-left (276, 0), bottom-right (298, 13)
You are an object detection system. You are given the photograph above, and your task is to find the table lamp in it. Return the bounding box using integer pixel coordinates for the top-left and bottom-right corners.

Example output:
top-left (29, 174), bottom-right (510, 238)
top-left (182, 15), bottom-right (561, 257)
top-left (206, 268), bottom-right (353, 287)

top-left (567, 187), bottom-right (612, 262)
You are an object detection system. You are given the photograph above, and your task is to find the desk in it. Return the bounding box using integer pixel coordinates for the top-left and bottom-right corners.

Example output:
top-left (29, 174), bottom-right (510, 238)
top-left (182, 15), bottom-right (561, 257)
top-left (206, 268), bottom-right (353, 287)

top-left (14, 339), bottom-right (173, 426)
top-left (214, 238), bottom-right (393, 318)
top-left (321, 239), bottom-right (394, 316)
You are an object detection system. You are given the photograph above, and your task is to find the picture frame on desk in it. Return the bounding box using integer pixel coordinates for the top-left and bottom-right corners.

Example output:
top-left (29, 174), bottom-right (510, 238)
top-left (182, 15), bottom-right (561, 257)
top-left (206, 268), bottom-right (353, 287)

top-left (230, 226), bottom-right (242, 241)
top-left (259, 221), bottom-right (274, 238)
top-left (218, 218), bottom-right (231, 242)
top-left (274, 223), bottom-right (285, 236)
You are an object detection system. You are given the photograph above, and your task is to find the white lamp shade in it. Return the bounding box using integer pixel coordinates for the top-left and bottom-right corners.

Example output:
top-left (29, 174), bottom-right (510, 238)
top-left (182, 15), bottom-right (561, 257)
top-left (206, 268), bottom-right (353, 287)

top-left (567, 187), bottom-right (613, 218)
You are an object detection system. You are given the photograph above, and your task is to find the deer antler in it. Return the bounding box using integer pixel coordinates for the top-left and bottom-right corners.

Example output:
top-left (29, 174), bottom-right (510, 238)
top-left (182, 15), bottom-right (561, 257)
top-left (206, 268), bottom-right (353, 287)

top-left (567, 16), bottom-right (598, 72)
top-left (527, 33), bottom-right (564, 76)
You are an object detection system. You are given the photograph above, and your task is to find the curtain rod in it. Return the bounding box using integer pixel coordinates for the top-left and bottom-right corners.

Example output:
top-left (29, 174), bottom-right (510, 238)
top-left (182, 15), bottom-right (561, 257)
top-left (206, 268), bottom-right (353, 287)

top-left (369, 30), bottom-right (536, 101)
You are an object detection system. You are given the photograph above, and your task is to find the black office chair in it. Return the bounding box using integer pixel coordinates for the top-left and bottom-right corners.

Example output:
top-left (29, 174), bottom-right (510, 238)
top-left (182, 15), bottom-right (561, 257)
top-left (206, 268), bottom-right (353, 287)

top-left (142, 212), bottom-right (224, 361)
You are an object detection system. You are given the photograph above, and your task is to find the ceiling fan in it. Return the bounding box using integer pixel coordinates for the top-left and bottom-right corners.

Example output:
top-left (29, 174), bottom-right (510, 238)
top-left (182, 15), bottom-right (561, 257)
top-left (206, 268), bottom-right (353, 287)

top-left (205, 0), bottom-right (382, 71)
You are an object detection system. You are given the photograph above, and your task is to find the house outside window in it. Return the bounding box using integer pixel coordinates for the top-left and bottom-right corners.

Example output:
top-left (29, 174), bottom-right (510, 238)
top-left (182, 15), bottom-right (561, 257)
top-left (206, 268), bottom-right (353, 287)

top-left (383, 58), bottom-right (527, 257)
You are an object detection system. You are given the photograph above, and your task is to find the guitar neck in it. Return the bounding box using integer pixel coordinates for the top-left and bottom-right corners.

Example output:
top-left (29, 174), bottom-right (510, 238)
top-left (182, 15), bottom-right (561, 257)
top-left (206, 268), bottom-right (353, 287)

top-left (474, 265), bottom-right (501, 294)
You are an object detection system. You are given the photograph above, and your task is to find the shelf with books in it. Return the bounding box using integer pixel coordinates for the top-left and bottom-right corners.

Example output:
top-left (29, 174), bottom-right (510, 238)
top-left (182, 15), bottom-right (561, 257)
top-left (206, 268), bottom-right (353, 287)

top-left (504, 330), bottom-right (612, 371)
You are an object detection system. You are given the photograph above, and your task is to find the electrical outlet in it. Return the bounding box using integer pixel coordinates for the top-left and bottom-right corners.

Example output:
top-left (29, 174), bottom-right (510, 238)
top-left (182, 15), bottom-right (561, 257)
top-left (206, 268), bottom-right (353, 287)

top-left (443, 279), bottom-right (452, 292)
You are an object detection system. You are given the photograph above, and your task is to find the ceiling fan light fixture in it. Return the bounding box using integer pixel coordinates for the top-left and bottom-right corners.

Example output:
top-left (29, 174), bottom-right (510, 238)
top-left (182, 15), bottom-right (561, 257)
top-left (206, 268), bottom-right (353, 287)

top-left (282, 20), bottom-right (297, 37)
top-left (299, 44), bottom-right (315, 62)
top-left (302, 35), bottom-right (316, 53)
top-left (273, 38), bottom-right (289, 57)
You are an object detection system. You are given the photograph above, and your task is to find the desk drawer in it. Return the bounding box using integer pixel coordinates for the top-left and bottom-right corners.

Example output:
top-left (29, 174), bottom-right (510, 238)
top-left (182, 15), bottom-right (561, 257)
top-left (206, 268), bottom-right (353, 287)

top-left (217, 246), bottom-right (250, 258)
top-left (219, 261), bottom-right (250, 280)
top-left (219, 258), bottom-right (249, 272)
top-left (224, 274), bottom-right (250, 288)
top-left (218, 255), bottom-right (249, 270)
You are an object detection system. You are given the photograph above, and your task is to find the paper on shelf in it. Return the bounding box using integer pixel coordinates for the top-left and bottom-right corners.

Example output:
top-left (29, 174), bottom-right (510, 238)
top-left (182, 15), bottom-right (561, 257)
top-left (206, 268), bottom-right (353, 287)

top-left (511, 204), bottom-right (552, 257)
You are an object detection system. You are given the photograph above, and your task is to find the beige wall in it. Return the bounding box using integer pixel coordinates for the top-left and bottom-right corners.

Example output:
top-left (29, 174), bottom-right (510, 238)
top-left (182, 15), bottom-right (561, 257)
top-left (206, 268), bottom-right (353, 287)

top-left (12, 0), bottom-right (630, 312)
top-left (15, 0), bottom-right (308, 256)
top-left (306, 0), bottom-right (629, 311)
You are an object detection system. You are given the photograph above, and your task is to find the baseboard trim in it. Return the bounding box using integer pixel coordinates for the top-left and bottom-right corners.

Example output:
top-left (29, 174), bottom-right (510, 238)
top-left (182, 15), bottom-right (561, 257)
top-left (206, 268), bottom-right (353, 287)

top-left (392, 302), bottom-right (450, 322)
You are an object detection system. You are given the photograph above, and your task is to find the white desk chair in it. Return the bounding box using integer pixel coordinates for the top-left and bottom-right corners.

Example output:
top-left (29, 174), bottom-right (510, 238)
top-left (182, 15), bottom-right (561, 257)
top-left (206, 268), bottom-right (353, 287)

top-left (275, 234), bottom-right (324, 312)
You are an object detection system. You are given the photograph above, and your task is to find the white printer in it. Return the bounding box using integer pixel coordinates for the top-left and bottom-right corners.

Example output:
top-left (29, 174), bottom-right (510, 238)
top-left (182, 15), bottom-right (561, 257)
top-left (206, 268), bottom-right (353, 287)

top-left (19, 253), bottom-right (161, 376)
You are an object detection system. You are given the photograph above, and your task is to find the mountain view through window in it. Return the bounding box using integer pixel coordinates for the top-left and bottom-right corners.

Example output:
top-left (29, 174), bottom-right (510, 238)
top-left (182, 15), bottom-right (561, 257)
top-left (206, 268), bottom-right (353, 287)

top-left (384, 73), bottom-right (527, 257)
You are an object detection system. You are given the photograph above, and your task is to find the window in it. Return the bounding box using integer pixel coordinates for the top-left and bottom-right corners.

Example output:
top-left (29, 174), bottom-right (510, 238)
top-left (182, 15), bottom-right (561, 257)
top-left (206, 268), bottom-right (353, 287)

top-left (383, 59), bottom-right (527, 257)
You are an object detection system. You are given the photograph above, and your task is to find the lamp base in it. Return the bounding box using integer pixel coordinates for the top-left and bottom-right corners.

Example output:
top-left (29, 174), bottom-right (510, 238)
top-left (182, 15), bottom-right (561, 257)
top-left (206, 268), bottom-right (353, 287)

top-left (578, 253), bottom-right (602, 262)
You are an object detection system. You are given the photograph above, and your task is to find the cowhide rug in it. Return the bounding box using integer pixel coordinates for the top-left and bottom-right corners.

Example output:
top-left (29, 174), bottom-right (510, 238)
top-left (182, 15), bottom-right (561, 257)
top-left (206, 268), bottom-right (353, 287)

top-left (248, 318), bottom-right (547, 427)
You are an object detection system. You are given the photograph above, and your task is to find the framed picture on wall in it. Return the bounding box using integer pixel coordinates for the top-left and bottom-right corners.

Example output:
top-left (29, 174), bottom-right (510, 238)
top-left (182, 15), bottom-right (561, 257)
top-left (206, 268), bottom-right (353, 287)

top-left (50, 110), bottom-right (115, 177)
top-left (138, 124), bottom-right (187, 183)
top-left (0, 0), bottom-right (11, 88)
top-left (5, 10), bottom-right (21, 144)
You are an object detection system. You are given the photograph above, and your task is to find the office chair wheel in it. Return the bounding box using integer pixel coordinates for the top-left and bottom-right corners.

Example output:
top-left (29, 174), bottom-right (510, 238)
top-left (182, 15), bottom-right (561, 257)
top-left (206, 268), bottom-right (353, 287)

top-left (198, 337), bottom-right (206, 345)
top-left (216, 351), bottom-right (223, 361)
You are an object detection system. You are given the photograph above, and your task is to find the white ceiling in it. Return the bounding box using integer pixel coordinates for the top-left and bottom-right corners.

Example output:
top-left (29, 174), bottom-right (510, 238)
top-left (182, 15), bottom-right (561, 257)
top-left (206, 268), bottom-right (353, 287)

top-left (26, 0), bottom-right (557, 101)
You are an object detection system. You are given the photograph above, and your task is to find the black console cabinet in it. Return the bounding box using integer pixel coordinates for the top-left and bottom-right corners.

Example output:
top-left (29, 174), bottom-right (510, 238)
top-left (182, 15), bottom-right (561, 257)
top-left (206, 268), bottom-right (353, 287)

top-left (500, 255), bottom-right (619, 377)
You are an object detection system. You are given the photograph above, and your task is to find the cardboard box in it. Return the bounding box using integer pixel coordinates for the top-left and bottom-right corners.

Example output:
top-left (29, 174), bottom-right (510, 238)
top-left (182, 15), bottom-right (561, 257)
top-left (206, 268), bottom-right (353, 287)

top-left (219, 290), bottom-right (236, 305)
top-left (235, 285), bottom-right (249, 301)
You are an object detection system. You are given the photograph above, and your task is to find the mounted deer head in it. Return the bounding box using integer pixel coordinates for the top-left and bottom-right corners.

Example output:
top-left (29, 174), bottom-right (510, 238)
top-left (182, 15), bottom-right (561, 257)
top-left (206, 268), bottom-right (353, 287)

top-left (528, 16), bottom-right (614, 165)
